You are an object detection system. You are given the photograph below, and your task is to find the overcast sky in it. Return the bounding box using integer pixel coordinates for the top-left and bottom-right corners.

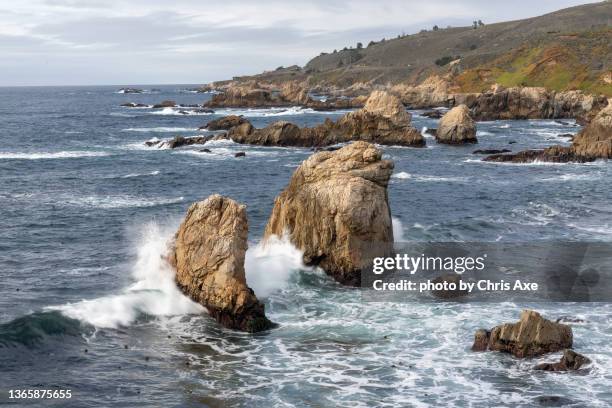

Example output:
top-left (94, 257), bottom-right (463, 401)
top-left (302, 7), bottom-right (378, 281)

top-left (0, 0), bottom-right (600, 86)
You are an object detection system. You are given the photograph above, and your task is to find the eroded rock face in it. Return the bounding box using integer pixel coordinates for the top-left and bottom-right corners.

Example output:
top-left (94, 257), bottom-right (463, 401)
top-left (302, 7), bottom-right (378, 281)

top-left (534, 349), bottom-right (591, 372)
top-left (263, 142), bottom-right (395, 286)
top-left (436, 105), bottom-right (477, 144)
top-left (572, 103), bottom-right (612, 159)
top-left (473, 310), bottom-right (573, 358)
top-left (168, 194), bottom-right (272, 332)
top-left (226, 91), bottom-right (424, 147)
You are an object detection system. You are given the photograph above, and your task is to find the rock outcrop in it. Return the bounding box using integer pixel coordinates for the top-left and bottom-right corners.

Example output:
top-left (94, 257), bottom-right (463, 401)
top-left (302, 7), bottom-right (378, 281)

top-left (484, 104), bottom-right (612, 163)
top-left (227, 91), bottom-right (424, 148)
top-left (436, 105), bottom-right (477, 144)
top-left (463, 86), bottom-right (608, 121)
top-left (472, 310), bottom-right (573, 358)
top-left (145, 135), bottom-right (208, 149)
top-left (201, 115), bottom-right (248, 131)
top-left (534, 349), bottom-right (591, 372)
top-left (263, 142), bottom-right (395, 286)
top-left (168, 195), bottom-right (272, 332)
top-left (152, 100), bottom-right (177, 108)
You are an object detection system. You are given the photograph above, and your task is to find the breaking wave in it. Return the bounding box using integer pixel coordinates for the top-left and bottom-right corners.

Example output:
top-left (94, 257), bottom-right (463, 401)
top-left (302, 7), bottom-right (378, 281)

top-left (0, 151), bottom-right (110, 160)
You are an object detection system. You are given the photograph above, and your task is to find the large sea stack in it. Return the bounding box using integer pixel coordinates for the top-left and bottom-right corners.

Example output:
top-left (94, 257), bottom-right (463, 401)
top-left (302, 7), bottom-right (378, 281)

top-left (436, 104), bottom-right (477, 144)
top-left (168, 194), bottom-right (272, 332)
top-left (263, 141), bottom-right (395, 286)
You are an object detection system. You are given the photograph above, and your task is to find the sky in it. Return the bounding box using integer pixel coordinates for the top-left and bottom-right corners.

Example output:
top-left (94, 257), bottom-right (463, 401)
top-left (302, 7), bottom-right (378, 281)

top-left (0, 0), bottom-right (601, 86)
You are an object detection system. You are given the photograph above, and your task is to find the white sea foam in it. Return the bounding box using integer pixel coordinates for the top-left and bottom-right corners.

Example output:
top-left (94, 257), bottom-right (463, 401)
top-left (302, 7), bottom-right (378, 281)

top-left (47, 222), bottom-right (204, 328)
top-left (66, 195), bottom-right (183, 209)
top-left (0, 151), bottom-right (110, 160)
top-left (121, 170), bottom-right (160, 178)
top-left (215, 106), bottom-right (352, 117)
top-left (150, 107), bottom-right (213, 116)
top-left (392, 218), bottom-right (405, 242)
top-left (245, 235), bottom-right (306, 298)
top-left (392, 171), bottom-right (411, 179)
top-left (122, 127), bottom-right (199, 132)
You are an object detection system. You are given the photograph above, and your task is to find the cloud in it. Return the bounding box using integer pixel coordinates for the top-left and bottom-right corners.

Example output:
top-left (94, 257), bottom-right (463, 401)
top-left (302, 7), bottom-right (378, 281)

top-left (0, 0), bottom-right (601, 85)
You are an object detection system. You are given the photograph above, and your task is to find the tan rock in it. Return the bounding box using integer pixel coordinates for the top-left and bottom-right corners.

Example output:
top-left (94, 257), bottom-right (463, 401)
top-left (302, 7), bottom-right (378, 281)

top-left (487, 310), bottom-right (573, 357)
top-left (572, 103), bottom-right (612, 159)
top-left (226, 90), bottom-right (424, 147)
top-left (436, 105), bottom-right (477, 144)
top-left (264, 142), bottom-right (395, 285)
top-left (169, 194), bottom-right (272, 332)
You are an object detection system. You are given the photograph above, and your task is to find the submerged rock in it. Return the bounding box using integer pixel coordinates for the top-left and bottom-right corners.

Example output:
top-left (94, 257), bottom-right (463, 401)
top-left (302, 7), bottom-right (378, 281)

top-left (234, 152), bottom-right (246, 157)
top-left (473, 310), bottom-right (573, 357)
top-left (168, 194), bottom-right (272, 332)
top-left (436, 105), bottom-right (477, 144)
top-left (121, 102), bottom-right (149, 108)
top-left (227, 91), bottom-right (424, 148)
top-left (263, 141), bottom-right (395, 286)
top-left (534, 349), bottom-right (591, 372)
top-left (422, 110), bottom-right (443, 118)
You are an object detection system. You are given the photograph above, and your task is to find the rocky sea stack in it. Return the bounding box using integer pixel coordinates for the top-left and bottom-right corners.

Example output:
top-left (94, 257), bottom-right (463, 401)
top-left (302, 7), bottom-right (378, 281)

top-left (226, 90), bottom-right (424, 147)
top-left (168, 194), bottom-right (272, 332)
top-left (264, 141), bottom-right (395, 286)
top-left (436, 104), bottom-right (477, 144)
top-left (472, 310), bottom-right (572, 357)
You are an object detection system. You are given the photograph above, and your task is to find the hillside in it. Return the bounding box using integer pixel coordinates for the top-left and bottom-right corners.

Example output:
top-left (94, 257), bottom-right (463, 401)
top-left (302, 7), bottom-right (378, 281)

top-left (226, 1), bottom-right (612, 96)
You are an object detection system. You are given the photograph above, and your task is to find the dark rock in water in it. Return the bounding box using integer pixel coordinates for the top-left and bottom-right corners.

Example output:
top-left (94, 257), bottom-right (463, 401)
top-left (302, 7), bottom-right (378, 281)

top-left (145, 136), bottom-right (208, 149)
top-left (473, 149), bottom-right (511, 154)
top-left (234, 152), bottom-right (246, 157)
top-left (199, 148), bottom-right (212, 153)
top-left (555, 316), bottom-right (585, 324)
top-left (471, 329), bottom-right (491, 351)
top-left (508, 140), bottom-right (517, 144)
top-left (534, 349), bottom-right (591, 372)
top-left (424, 128), bottom-right (437, 136)
top-left (422, 110), bottom-right (443, 118)
top-left (534, 395), bottom-right (575, 407)
top-left (557, 133), bottom-right (574, 139)
top-left (121, 102), bottom-right (148, 108)
top-left (118, 87), bottom-right (143, 94)
top-left (482, 310), bottom-right (573, 357)
top-left (431, 273), bottom-right (469, 299)
top-left (202, 115), bottom-right (247, 131)
top-left (483, 146), bottom-right (595, 163)
top-left (152, 100), bottom-right (177, 109)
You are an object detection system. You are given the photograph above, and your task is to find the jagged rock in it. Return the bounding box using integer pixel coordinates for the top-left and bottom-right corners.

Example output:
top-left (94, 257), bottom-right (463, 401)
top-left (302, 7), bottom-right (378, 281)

top-left (165, 136), bottom-right (208, 149)
top-left (201, 115), bottom-right (247, 130)
top-left (436, 105), bottom-right (477, 144)
top-left (534, 349), bottom-right (591, 371)
top-left (473, 149), bottom-right (511, 154)
top-left (263, 142), bottom-right (395, 286)
top-left (227, 91), bottom-right (424, 147)
top-left (572, 103), bottom-right (612, 159)
top-left (478, 310), bottom-right (573, 357)
top-left (472, 329), bottom-right (491, 351)
top-left (152, 100), bottom-right (177, 108)
top-left (168, 195), bottom-right (272, 332)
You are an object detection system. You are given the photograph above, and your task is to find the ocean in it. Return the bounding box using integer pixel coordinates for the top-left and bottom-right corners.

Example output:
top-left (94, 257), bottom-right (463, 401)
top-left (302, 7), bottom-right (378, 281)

top-left (1, 85), bottom-right (611, 407)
